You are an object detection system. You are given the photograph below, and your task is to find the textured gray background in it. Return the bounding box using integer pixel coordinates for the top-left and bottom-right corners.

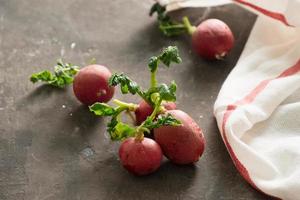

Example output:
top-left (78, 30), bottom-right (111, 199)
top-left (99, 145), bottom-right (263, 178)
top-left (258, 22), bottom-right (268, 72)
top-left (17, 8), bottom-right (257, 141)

top-left (0, 0), bottom-right (269, 199)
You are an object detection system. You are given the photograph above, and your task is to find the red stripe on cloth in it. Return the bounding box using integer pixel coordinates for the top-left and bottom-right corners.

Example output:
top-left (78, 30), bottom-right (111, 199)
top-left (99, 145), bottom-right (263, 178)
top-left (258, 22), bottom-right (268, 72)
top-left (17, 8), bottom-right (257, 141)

top-left (233, 0), bottom-right (292, 26)
top-left (236, 59), bottom-right (300, 105)
top-left (236, 79), bottom-right (269, 105)
top-left (279, 60), bottom-right (300, 77)
top-left (221, 59), bottom-right (300, 199)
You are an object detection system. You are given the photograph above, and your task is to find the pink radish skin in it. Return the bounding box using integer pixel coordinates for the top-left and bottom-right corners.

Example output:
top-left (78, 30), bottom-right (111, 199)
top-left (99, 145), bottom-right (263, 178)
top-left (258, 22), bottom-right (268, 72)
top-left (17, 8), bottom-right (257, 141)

top-left (135, 100), bottom-right (177, 125)
top-left (154, 110), bottom-right (205, 165)
top-left (119, 137), bottom-right (163, 176)
top-left (192, 19), bottom-right (234, 60)
top-left (73, 65), bottom-right (115, 105)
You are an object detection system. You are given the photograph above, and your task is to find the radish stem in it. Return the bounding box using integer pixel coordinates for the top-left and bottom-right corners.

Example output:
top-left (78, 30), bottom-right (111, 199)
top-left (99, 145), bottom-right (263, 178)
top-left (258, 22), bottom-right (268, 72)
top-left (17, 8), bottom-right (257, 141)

top-left (151, 70), bottom-right (157, 88)
top-left (182, 16), bottom-right (196, 35)
top-left (113, 99), bottom-right (138, 111)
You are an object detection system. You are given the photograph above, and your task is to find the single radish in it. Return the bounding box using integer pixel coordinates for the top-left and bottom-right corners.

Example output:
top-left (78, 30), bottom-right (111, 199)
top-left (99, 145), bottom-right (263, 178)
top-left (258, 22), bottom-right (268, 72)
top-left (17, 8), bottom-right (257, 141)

top-left (119, 137), bottom-right (163, 176)
top-left (135, 100), bottom-right (177, 125)
top-left (154, 110), bottom-right (205, 165)
top-left (191, 19), bottom-right (234, 60)
top-left (150, 3), bottom-right (235, 60)
top-left (73, 65), bottom-right (115, 105)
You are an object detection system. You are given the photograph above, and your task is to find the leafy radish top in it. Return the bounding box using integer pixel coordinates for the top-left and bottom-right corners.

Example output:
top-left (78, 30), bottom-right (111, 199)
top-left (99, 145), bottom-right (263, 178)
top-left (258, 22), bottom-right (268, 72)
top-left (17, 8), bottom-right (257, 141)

top-left (150, 3), bottom-right (235, 60)
top-left (150, 3), bottom-right (196, 37)
top-left (30, 59), bottom-right (79, 88)
top-left (89, 46), bottom-right (182, 141)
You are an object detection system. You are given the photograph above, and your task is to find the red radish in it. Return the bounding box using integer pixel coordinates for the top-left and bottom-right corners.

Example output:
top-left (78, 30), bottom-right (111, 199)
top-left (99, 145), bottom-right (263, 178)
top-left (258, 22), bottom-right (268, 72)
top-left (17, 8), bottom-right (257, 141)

top-left (119, 137), bottom-right (163, 176)
top-left (151, 5), bottom-right (234, 60)
top-left (135, 100), bottom-right (153, 125)
top-left (154, 110), bottom-right (205, 165)
top-left (192, 19), bottom-right (234, 60)
top-left (73, 65), bottom-right (115, 105)
top-left (135, 100), bottom-right (177, 125)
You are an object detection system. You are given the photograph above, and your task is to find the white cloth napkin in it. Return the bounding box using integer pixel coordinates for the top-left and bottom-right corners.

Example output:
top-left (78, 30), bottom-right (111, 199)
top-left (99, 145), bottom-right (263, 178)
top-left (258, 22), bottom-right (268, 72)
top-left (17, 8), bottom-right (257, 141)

top-left (157, 1), bottom-right (300, 199)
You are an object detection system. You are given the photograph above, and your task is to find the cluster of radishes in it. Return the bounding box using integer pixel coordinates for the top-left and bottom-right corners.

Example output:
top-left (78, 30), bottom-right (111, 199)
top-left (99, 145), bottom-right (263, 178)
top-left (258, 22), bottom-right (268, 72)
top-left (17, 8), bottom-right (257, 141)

top-left (30, 46), bottom-right (205, 176)
top-left (87, 46), bottom-right (205, 175)
top-left (150, 3), bottom-right (235, 60)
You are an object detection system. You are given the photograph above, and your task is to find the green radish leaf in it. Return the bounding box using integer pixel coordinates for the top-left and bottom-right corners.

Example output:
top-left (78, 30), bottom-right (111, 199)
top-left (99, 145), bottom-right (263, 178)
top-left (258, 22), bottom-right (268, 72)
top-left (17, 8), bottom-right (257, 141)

top-left (148, 56), bottom-right (159, 73)
top-left (109, 73), bottom-right (143, 95)
top-left (89, 103), bottom-right (116, 116)
top-left (108, 119), bottom-right (136, 141)
top-left (30, 70), bottom-right (55, 83)
top-left (30, 59), bottom-right (79, 88)
top-left (149, 2), bottom-right (171, 24)
top-left (159, 81), bottom-right (177, 102)
top-left (107, 117), bottom-right (118, 139)
top-left (148, 46), bottom-right (182, 74)
top-left (159, 46), bottom-right (182, 67)
top-left (149, 2), bottom-right (166, 17)
top-left (150, 3), bottom-right (189, 36)
top-left (143, 113), bottom-right (181, 130)
top-left (146, 81), bottom-right (177, 102)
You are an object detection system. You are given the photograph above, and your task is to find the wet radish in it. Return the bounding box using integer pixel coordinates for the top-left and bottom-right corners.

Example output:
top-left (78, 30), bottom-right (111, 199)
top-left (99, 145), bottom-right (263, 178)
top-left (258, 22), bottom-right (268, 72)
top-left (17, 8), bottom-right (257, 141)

top-left (154, 110), bottom-right (205, 165)
top-left (192, 19), bottom-right (234, 60)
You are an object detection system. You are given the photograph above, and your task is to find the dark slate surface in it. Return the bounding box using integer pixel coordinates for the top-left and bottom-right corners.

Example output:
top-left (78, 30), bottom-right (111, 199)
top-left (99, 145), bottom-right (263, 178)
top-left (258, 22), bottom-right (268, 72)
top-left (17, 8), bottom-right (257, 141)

top-left (0, 0), bottom-right (268, 199)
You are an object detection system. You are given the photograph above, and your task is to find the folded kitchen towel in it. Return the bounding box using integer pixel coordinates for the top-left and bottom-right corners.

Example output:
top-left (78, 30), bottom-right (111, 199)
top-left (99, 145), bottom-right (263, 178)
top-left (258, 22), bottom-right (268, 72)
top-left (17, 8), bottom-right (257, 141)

top-left (157, 1), bottom-right (300, 199)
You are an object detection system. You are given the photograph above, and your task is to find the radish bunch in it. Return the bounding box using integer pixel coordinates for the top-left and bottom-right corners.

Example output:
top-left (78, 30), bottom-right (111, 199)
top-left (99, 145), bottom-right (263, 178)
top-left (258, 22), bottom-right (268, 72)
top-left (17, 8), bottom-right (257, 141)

top-left (30, 46), bottom-right (206, 176)
top-left (89, 46), bottom-right (205, 175)
top-left (150, 3), bottom-right (235, 60)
